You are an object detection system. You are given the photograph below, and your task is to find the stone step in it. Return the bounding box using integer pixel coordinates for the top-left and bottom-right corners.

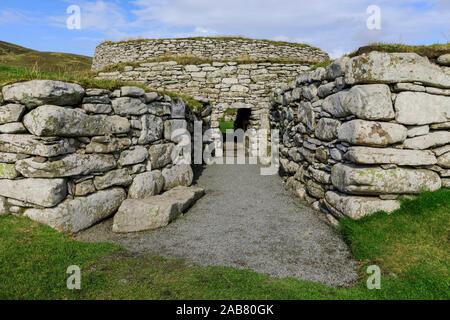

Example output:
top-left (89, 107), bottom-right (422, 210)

top-left (112, 186), bottom-right (205, 233)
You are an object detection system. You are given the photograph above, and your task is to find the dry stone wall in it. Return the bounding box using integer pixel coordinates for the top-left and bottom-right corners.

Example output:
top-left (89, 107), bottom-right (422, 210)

top-left (94, 38), bottom-right (330, 132)
top-left (92, 38), bottom-right (329, 71)
top-left (271, 51), bottom-right (450, 223)
top-left (0, 80), bottom-right (211, 233)
top-left (96, 61), bottom-right (311, 131)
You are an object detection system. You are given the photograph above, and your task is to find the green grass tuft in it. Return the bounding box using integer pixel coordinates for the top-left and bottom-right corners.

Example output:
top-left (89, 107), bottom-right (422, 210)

top-left (308, 59), bottom-right (334, 71)
top-left (219, 121), bottom-right (235, 134)
top-left (349, 42), bottom-right (450, 62)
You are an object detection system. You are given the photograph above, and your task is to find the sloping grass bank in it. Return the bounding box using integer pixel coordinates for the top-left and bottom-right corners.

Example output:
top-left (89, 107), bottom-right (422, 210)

top-left (0, 189), bottom-right (448, 300)
top-left (0, 40), bottom-right (92, 73)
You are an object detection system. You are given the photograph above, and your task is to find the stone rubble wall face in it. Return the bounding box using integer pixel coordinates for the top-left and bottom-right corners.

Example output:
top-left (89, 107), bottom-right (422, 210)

top-left (0, 80), bottom-right (212, 232)
top-left (271, 52), bottom-right (450, 221)
top-left (92, 39), bottom-right (330, 71)
top-left (96, 61), bottom-right (312, 130)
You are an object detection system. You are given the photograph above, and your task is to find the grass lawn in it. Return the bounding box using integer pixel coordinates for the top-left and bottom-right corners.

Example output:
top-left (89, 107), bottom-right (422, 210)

top-left (219, 121), bottom-right (235, 134)
top-left (0, 189), bottom-right (448, 300)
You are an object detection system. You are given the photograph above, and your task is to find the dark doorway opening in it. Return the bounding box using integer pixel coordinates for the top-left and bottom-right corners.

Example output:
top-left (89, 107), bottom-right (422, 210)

top-left (234, 108), bottom-right (251, 131)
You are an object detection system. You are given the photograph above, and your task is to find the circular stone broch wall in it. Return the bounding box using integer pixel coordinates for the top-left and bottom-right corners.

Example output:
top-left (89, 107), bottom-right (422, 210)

top-left (92, 37), bottom-right (330, 71)
top-left (93, 38), bottom-right (330, 138)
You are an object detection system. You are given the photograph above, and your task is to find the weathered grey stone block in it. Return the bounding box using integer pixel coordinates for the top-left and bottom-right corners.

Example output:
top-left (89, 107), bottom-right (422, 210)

top-left (338, 120), bottom-right (407, 147)
top-left (164, 119), bottom-right (187, 141)
top-left (25, 188), bottom-right (126, 233)
top-left (325, 191), bottom-right (400, 220)
top-left (23, 105), bottom-right (130, 137)
top-left (403, 131), bottom-right (450, 150)
top-left (0, 134), bottom-right (76, 157)
top-left (149, 143), bottom-right (174, 169)
top-left (395, 92), bottom-right (450, 125)
top-left (139, 114), bottom-right (164, 144)
top-left (345, 147), bottom-right (437, 166)
top-left (343, 84), bottom-right (394, 120)
top-left (111, 97), bottom-right (147, 115)
top-left (331, 163), bottom-right (441, 195)
top-left (128, 171), bottom-right (164, 199)
top-left (0, 178), bottom-right (67, 207)
top-left (118, 146), bottom-right (148, 166)
top-left (162, 164), bottom-right (193, 191)
top-left (112, 186), bottom-right (204, 233)
top-left (94, 169), bottom-right (133, 190)
top-left (16, 154), bottom-right (116, 178)
top-left (0, 104), bottom-right (26, 124)
top-left (2, 80), bottom-right (85, 108)
top-left (315, 118), bottom-right (341, 141)
top-left (345, 52), bottom-right (450, 88)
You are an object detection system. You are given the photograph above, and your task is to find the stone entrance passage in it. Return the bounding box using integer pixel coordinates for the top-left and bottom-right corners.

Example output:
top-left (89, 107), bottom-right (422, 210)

top-left (75, 164), bottom-right (358, 287)
top-left (235, 108), bottom-right (251, 131)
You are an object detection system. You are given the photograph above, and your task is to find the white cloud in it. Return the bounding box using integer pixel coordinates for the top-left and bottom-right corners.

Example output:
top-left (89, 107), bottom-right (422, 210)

top-left (46, 0), bottom-right (450, 56)
top-left (0, 9), bottom-right (40, 25)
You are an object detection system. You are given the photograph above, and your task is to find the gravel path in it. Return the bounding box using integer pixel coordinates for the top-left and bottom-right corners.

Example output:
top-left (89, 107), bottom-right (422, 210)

top-left (75, 164), bottom-right (358, 287)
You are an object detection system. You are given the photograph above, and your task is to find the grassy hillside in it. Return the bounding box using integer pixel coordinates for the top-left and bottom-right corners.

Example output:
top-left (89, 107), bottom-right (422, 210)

top-left (0, 41), bottom-right (92, 73)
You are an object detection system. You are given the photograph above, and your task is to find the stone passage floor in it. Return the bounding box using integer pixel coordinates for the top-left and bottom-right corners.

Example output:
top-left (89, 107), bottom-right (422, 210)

top-left (75, 164), bottom-right (358, 287)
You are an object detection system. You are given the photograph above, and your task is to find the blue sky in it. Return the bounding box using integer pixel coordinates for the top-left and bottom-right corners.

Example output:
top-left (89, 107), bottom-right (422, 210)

top-left (0, 0), bottom-right (449, 58)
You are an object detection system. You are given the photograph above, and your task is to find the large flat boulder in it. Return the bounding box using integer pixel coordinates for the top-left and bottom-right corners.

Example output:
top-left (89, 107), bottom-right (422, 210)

top-left (2, 80), bottom-right (85, 108)
top-left (15, 154), bottom-right (116, 178)
top-left (338, 120), bottom-right (407, 146)
top-left (345, 147), bottom-right (437, 166)
top-left (128, 171), bottom-right (164, 199)
top-left (403, 131), bottom-right (450, 150)
top-left (24, 188), bottom-right (126, 233)
top-left (0, 134), bottom-right (76, 157)
top-left (345, 52), bottom-right (450, 88)
top-left (331, 163), bottom-right (441, 195)
top-left (162, 164), bottom-right (194, 191)
top-left (324, 191), bottom-right (400, 220)
top-left (23, 105), bottom-right (130, 137)
top-left (395, 92), bottom-right (450, 125)
top-left (112, 186), bottom-right (205, 233)
top-left (0, 178), bottom-right (67, 207)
